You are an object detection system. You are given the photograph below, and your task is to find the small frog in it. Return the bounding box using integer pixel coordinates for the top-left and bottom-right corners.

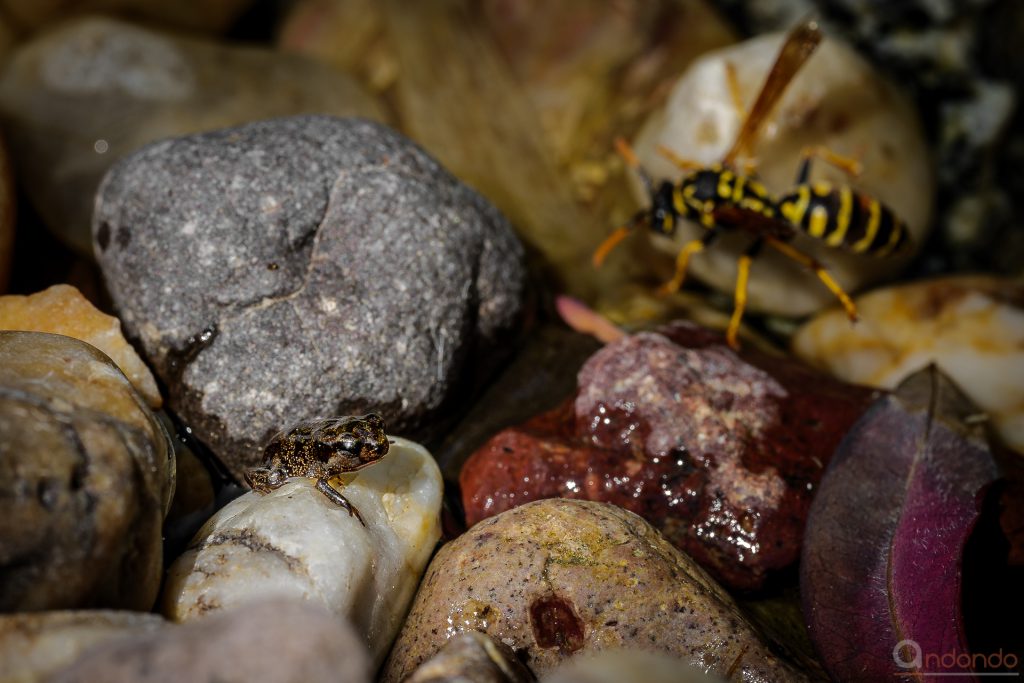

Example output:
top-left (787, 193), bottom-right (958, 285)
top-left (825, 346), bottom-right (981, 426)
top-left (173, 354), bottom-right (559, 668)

top-left (243, 414), bottom-right (389, 525)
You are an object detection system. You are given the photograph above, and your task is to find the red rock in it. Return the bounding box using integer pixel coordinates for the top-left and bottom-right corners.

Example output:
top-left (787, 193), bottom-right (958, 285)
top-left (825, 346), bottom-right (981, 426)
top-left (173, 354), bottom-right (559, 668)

top-left (460, 321), bottom-right (877, 591)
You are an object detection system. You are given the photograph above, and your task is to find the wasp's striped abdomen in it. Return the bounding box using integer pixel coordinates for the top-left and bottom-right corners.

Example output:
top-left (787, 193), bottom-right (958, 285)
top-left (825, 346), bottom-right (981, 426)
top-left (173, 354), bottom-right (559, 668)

top-left (777, 182), bottom-right (908, 255)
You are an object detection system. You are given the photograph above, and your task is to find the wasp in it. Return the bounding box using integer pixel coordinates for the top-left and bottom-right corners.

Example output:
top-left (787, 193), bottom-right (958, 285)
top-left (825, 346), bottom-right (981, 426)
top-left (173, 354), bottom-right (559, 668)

top-left (594, 19), bottom-right (910, 349)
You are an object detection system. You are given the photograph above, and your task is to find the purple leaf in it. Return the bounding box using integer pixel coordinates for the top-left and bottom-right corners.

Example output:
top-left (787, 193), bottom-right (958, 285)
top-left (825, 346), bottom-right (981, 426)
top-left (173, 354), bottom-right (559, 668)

top-left (801, 365), bottom-right (1000, 682)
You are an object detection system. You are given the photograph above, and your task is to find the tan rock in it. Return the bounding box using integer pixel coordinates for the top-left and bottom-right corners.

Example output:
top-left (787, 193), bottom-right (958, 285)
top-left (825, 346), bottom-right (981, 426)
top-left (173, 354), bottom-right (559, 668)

top-left (792, 275), bottom-right (1024, 453)
top-left (0, 332), bottom-right (174, 611)
top-left (0, 284), bottom-right (160, 407)
top-left (381, 499), bottom-right (807, 682)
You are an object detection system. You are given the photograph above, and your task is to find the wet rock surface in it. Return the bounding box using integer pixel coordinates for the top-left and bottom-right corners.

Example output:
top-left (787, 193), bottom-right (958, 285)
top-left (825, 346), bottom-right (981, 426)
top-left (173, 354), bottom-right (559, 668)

top-left (93, 115), bottom-right (526, 478)
top-left (0, 610), bottom-right (166, 683)
top-left (382, 498), bottom-right (807, 682)
top-left (0, 17), bottom-right (386, 254)
top-left (164, 436), bottom-right (442, 668)
top-left (50, 599), bottom-right (371, 683)
top-left (0, 331), bottom-right (174, 611)
top-left (0, 284), bottom-right (161, 406)
top-left (405, 631), bottom-right (534, 683)
top-left (793, 275), bottom-right (1024, 454)
top-left (460, 321), bottom-right (876, 591)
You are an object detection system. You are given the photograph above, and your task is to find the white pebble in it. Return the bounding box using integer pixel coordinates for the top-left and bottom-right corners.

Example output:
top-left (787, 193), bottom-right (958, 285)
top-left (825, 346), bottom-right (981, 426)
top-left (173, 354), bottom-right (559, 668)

top-left (163, 436), bottom-right (443, 666)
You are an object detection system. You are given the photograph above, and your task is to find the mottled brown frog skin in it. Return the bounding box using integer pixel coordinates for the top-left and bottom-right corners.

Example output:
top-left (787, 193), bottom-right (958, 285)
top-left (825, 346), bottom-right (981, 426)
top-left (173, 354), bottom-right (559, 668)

top-left (244, 414), bottom-right (389, 525)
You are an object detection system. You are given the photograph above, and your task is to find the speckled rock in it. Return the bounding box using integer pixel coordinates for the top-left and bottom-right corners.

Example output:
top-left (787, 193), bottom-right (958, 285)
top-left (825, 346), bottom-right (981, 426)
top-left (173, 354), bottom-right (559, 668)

top-left (542, 650), bottom-right (722, 683)
top-left (629, 30), bottom-right (932, 316)
top-left (0, 17), bottom-right (386, 254)
top-left (50, 599), bottom-right (370, 683)
top-left (0, 332), bottom-right (174, 611)
top-left (406, 632), bottom-right (534, 683)
top-left (460, 321), bottom-right (876, 591)
top-left (0, 284), bottom-right (160, 407)
top-left (381, 499), bottom-right (807, 682)
top-left (0, 611), bottom-right (165, 683)
top-left (164, 436), bottom-right (442, 668)
top-left (793, 275), bottom-right (1024, 453)
top-left (92, 115), bottom-right (526, 478)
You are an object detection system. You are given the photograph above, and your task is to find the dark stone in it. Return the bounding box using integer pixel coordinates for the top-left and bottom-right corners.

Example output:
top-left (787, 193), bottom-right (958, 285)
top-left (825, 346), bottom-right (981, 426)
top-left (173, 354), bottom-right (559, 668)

top-left (460, 321), bottom-right (877, 591)
top-left (93, 115), bottom-right (526, 478)
top-left (0, 332), bottom-right (174, 611)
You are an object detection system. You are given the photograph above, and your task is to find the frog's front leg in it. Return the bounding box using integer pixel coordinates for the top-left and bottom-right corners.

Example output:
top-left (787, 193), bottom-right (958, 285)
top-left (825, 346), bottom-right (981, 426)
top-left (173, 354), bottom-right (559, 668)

top-left (315, 478), bottom-right (366, 526)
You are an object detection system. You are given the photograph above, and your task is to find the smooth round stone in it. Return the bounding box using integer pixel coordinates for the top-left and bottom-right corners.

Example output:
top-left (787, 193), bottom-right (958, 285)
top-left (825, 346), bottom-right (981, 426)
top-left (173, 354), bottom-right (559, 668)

top-left (49, 600), bottom-right (370, 683)
top-left (631, 31), bottom-right (933, 316)
top-left (381, 499), bottom-right (807, 682)
top-left (792, 275), bottom-right (1024, 453)
top-left (164, 436), bottom-right (442, 668)
top-left (0, 284), bottom-right (160, 407)
top-left (0, 332), bottom-right (174, 611)
top-left (92, 115), bottom-right (526, 478)
top-left (0, 610), bottom-right (165, 683)
top-left (0, 16), bottom-right (386, 254)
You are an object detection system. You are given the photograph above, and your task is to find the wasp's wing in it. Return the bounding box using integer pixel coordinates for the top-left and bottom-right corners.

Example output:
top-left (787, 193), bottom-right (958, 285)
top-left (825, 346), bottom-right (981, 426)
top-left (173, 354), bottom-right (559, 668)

top-left (722, 19), bottom-right (823, 168)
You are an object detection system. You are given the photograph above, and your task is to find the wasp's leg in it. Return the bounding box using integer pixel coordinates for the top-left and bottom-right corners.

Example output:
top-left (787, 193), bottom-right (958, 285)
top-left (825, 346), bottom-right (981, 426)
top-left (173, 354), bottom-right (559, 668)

top-left (657, 227), bottom-right (720, 296)
top-left (764, 235), bottom-right (858, 321)
top-left (725, 60), bottom-right (746, 122)
top-left (316, 478), bottom-right (366, 526)
top-left (656, 145), bottom-right (703, 172)
top-left (795, 146), bottom-right (863, 184)
top-left (725, 239), bottom-right (763, 350)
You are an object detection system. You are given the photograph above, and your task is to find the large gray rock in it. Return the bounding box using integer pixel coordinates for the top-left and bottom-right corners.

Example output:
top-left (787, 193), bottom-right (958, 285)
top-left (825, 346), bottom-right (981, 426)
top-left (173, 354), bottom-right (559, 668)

top-left (93, 115), bottom-right (526, 478)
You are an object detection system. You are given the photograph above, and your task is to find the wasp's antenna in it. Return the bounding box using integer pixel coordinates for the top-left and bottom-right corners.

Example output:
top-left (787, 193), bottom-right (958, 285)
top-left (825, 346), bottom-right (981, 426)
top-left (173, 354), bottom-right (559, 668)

top-left (614, 137), bottom-right (655, 195)
top-left (593, 210), bottom-right (648, 267)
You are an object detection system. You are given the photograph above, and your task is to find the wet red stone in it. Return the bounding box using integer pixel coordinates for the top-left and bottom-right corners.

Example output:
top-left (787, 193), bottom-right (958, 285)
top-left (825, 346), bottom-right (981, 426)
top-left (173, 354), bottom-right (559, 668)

top-left (460, 321), bottom-right (877, 591)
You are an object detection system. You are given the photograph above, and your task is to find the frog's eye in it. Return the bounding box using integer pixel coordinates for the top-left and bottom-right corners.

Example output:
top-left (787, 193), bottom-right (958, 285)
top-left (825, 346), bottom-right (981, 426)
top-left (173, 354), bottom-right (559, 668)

top-left (267, 469), bottom-right (287, 488)
top-left (338, 436), bottom-right (359, 453)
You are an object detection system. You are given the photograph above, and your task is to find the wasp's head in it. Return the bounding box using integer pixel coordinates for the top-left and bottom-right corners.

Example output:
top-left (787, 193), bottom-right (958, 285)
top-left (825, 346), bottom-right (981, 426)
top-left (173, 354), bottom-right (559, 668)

top-left (650, 181), bottom-right (678, 235)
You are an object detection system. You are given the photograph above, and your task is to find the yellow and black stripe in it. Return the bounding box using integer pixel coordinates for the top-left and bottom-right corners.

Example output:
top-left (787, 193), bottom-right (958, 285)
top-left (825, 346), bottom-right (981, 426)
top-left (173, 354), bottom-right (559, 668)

top-left (672, 166), bottom-right (778, 230)
top-left (777, 182), bottom-right (908, 256)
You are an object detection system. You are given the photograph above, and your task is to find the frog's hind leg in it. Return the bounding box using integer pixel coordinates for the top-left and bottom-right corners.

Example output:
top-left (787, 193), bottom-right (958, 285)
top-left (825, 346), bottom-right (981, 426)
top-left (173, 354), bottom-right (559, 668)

top-left (315, 478), bottom-right (366, 526)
